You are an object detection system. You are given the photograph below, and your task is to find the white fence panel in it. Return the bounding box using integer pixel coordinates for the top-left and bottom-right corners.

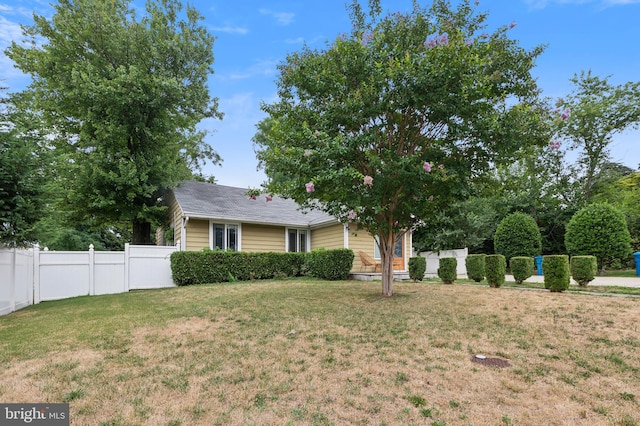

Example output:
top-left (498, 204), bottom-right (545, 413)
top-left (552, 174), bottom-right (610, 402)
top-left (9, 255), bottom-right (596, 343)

top-left (14, 249), bottom-right (33, 310)
top-left (420, 248), bottom-right (469, 276)
top-left (127, 245), bottom-right (177, 290)
top-left (0, 249), bottom-right (15, 316)
top-left (38, 251), bottom-right (91, 302)
top-left (94, 252), bottom-right (126, 295)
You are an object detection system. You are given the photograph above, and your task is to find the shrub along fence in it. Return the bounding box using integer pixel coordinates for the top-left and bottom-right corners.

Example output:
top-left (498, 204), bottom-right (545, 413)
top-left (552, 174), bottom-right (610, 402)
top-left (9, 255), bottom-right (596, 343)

top-left (0, 244), bottom-right (178, 316)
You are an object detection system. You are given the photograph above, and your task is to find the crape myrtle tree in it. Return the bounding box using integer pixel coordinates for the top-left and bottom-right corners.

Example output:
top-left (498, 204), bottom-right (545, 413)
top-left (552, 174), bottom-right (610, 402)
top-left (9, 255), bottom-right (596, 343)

top-left (6, 0), bottom-right (221, 244)
top-left (254, 0), bottom-right (549, 296)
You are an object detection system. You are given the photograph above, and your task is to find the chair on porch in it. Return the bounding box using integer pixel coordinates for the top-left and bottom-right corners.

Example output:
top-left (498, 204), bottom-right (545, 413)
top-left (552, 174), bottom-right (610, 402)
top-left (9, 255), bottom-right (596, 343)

top-left (359, 251), bottom-right (382, 273)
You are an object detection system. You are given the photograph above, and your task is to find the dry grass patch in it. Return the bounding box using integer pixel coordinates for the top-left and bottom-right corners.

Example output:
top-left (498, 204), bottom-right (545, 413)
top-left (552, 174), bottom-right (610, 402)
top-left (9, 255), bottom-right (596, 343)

top-left (0, 279), bottom-right (639, 425)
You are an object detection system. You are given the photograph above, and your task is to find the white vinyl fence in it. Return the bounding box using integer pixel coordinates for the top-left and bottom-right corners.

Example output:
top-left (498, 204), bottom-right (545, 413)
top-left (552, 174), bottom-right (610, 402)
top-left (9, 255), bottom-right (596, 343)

top-left (419, 248), bottom-right (469, 277)
top-left (1, 244), bottom-right (177, 316)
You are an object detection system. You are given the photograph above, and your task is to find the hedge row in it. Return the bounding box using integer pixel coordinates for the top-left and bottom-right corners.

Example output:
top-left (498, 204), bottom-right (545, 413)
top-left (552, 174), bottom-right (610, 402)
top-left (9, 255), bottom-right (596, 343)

top-left (170, 249), bottom-right (355, 286)
top-left (438, 257), bottom-right (457, 284)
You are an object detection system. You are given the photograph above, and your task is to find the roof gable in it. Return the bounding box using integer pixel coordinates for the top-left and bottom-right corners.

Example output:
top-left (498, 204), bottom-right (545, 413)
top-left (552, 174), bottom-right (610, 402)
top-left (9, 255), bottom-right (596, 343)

top-left (171, 181), bottom-right (336, 227)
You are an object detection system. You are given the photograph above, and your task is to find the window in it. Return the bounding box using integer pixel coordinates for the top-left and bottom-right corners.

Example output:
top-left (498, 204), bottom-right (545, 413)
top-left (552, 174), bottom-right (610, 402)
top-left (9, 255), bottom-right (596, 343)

top-left (374, 234), bottom-right (403, 259)
top-left (211, 223), bottom-right (239, 251)
top-left (287, 228), bottom-right (308, 252)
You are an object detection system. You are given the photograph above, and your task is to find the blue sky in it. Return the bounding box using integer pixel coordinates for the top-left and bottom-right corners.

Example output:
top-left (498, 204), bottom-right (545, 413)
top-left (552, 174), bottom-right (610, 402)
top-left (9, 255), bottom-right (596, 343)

top-left (1, 0), bottom-right (639, 188)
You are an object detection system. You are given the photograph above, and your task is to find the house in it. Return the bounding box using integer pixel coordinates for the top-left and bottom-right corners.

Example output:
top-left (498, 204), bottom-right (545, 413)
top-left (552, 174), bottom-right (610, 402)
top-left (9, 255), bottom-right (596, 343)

top-left (161, 181), bottom-right (412, 275)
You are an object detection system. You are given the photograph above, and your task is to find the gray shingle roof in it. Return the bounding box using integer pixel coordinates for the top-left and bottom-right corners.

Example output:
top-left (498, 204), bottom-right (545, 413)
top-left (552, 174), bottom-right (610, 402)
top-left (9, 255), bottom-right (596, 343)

top-left (171, 181), bottom-right (337, 227)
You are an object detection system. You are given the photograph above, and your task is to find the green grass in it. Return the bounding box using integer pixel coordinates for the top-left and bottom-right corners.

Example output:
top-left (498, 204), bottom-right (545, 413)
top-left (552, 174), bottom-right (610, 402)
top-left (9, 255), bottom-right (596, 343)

top-left (1, 278), bottom-right (639, 425)
top-left (601, 269), bottom-right (639, 278)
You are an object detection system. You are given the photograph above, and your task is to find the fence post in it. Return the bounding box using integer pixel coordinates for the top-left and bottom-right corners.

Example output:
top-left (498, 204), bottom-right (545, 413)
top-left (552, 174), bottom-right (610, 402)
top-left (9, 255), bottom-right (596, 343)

top-left (88, 244), bottom-right (95, 296)
top-left (9, 248), bottom-right (16, 314)
top-left (33, 244), bottom-right (40, 304)
top-left (124, 243), bottom-right (130, 292)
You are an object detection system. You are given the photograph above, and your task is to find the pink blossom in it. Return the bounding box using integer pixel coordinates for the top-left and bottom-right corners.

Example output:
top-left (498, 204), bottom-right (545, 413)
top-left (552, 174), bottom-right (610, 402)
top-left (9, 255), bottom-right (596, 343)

top-left (363, 175), bottom-right (373, 186)
top-left (439, 34), bottom-right (448, 45)
top-left (428, 195), bottom-right (434, 202)
top-left (561, 108), bottom-right (571, 121)
top-left (265, 195), bottom-right (273, 202)
top-left (423, 161), bottom-right (432, 172)
top-left (509, 21), bottom-right (517, 29)
top-left (304, 149), bottom-right (313, 157)
top-left (248, 195), bottom-right (257, 200)
top-left (550, 140), bottom-right (562, 150)
top-left (425, 38), bottom-right (437, 48)
top-left (305, 182), bottom-right (315, 192)
top-left (480, 33), bottom-right (489, 39)
top-left (347, 210), bottom-right (357, 220)
top-left (474, 0), bottom-right (480, 5)
top-left (464, 37), bottom-right (474, 46)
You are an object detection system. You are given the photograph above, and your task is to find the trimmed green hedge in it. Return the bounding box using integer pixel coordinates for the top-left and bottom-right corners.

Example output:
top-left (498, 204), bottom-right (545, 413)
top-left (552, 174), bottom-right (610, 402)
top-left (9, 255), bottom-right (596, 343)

top-left (543, 255), bottom-right (570, 292)
top-left (510, 256), bottom-right (534, 284)
top-left (570, 255), bottom-right (597, 287)
top-left (170, 250), bottom-right (308, 286)
top-left (485, 254), bottom-right (506, 288)
top-left (438, 257), bottom-right (457, 284)
top-left (465, 254), bottom-right (486, 282)
top-left (306, 248), bottom-right (355, 280)
top-left (409, 257), bottom-right (426, 282)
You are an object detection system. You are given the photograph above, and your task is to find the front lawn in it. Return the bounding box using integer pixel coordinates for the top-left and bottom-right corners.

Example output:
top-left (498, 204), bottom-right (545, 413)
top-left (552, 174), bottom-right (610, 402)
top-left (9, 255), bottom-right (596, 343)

top-left (1, 278), bottom-right (639, 425)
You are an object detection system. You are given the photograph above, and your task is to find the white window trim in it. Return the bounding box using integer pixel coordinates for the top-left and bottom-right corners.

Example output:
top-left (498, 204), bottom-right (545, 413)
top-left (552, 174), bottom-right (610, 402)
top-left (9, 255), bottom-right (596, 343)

top-left (209, 221), bottom-right (242, 251)
top-left (285, 227), bottom-right (310, 252)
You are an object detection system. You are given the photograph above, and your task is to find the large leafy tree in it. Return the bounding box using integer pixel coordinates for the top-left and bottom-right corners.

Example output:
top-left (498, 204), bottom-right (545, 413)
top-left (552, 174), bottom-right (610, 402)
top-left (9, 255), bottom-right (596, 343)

top-left (6, 0), bottom-right (221, 244)
top-left (255, 0), bottom-right (548, 296)
top-left (0, 93), bottom-right (46, 246)
top-left (555, 71), bottom-right (640, 206)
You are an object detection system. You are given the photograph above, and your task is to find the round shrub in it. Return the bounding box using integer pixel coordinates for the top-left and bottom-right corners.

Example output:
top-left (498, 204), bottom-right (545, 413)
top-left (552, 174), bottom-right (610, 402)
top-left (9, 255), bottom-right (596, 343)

top-left (510, 256), bottom-right (534, 284)
top-left (494, 212), bottom-right (542, 264)
top-left (437, 257), bottom-right (457, 284)
top-left (565, 204), bottom-right (632, 273)
top-left (543, 255), bottom-right (570, 292)
top-left (485, 254), bottom-right (506, 288)
top-left (307, 248), bottom-right (355, 280)
top-left (570, 255), bottom-right (597, 287)
top-left (408, 256), bottom-right (426, 282)
top-left (465, 254), bottom-right (486, 282)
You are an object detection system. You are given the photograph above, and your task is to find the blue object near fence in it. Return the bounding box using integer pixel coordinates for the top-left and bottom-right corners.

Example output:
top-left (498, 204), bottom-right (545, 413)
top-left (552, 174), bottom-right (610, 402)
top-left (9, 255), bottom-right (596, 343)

top-left (635, 252), bottom-right (640, 277)
top-left (535, 256), bottom-right (543, 275)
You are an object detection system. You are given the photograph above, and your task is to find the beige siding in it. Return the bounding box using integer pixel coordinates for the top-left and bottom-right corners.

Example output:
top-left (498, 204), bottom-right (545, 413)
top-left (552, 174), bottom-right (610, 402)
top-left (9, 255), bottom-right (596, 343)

top-left (242, 224), bottom-right (286, 252)
top-left (186, 219), bottom-right (209, 251)
top-left (348, 227), bottom-right (377, 272)
top-left (311, 224), bottom-right (344, 250)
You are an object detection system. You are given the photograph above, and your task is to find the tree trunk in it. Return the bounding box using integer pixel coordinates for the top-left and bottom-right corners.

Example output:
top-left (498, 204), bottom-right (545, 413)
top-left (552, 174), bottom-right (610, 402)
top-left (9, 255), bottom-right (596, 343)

top-left (379, 231), bottom-right (395, 297)
top-left (132, 219), bottom-right (152, 245)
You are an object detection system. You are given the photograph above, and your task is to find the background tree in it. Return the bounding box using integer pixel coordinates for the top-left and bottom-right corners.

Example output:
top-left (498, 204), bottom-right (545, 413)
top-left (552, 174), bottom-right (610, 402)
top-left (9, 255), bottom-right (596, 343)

top-left (564, 204), bottom-right (632, 273)
top-left (255, 0), bottom-right (548, 296)
top-left (493, 212), bottom-right (541, 264)
top-left (0, 93), bottom-right (46, 246)
top-left (555, 71), bottom-right (640, 206)
top-left (6, 0), bottom-right (221, 244)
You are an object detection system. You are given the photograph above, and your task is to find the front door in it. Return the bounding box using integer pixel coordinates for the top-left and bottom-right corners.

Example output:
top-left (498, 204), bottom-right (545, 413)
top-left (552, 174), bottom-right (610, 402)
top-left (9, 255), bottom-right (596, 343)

top-left (392, 233), bottom-right (404, 271)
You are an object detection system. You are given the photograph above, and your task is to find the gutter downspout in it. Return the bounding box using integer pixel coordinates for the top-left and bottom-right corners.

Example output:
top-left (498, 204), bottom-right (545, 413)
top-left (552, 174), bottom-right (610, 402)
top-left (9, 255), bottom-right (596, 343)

top-left (181, 216), bottom-right (189, 251)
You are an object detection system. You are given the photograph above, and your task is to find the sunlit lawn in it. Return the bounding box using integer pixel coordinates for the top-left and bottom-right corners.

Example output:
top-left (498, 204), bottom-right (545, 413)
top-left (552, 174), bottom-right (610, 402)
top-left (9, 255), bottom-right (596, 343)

top-left (1, 278), bottom-right (639, 425)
